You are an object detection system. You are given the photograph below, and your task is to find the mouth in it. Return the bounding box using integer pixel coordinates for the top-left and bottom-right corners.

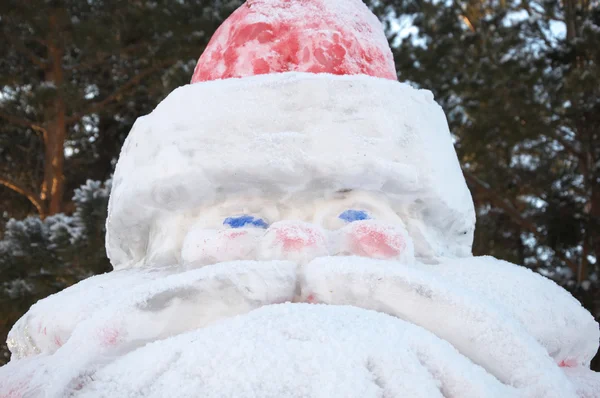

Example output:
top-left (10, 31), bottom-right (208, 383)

top-left (7, 256), bottom-right (594, 397)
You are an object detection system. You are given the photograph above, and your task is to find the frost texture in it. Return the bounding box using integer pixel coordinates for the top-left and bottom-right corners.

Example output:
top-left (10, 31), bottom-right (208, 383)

top-left (2, 257), bottom-right (598, 397)
top-left (78, 304), bottom-right (515, 398)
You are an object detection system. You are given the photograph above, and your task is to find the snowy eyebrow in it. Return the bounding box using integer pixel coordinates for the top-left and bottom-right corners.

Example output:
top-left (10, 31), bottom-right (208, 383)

top-left (223, 215), bottom-right (269, 229)
top-left (338, 209), bottom-right (371, 223)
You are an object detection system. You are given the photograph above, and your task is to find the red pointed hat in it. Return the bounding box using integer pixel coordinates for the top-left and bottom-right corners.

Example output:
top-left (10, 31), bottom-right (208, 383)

top-left (191, 0), bottom-right (397, 82)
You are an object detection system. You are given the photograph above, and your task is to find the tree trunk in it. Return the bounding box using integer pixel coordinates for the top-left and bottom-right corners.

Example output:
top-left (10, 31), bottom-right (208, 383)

top-left (42, 14), bottom-right (67, 216)
top-left (564, 0), bottom-right (577, 42)
top-left (589, 180), bottom-right (600, 281)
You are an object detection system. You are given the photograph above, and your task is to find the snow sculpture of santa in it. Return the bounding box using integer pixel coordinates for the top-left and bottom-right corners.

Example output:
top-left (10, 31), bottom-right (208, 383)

top-left (1, 0), bottom-right (599, 397)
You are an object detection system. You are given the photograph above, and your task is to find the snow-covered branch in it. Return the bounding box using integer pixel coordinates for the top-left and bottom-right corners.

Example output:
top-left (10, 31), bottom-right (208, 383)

top-left (0, 176), bottom-right (45, 218)
top-left (65, 60), bottom-right (177, 125)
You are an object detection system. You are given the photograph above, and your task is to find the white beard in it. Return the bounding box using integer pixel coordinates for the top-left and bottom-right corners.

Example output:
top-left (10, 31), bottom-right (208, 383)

top-left (2, 256), bottom-right (599, 397)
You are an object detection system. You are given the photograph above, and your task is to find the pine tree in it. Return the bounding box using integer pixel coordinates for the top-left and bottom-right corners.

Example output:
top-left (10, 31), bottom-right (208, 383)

top-left (0, 179), bottom-right (111, 364)
top-left (0, 0), bottom-right (242, 220)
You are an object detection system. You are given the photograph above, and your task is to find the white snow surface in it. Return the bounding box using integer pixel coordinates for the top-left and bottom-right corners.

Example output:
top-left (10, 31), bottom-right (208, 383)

top-left (106, 72), bottom-right (475, 269)
top-left (78, 304), bottom-right (515, 398)
top-left (2, 256), bottom-right (598, 397)
top-left (7, 261), bottom-right (297, 361)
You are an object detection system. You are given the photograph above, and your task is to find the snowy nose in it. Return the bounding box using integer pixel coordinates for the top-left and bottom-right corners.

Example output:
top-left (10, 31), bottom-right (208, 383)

top-left (339, 220), bottom-right (413, 261)
top-left (258, 221), bottom-right (328, 264)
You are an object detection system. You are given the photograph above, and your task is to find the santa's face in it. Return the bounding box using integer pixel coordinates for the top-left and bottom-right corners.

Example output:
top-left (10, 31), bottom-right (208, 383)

top-left (172, 190), bottom-right (414, 268)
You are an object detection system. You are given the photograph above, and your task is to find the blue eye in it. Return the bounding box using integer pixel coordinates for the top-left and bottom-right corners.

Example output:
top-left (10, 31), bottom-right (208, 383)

top-left (223, 215), bottom-right (268, 229)
top-left (338, 209), bottom-right (371, 223)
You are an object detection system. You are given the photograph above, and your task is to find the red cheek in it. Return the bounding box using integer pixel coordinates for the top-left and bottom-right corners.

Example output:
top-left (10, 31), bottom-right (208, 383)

top-left (348, 224), bottom-right (405, 259)
top-left (54, 335), bottom-right (63, 347)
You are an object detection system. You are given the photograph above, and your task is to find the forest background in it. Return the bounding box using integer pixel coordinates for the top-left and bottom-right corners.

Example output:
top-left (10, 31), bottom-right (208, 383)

top-left (1, 0), bottom-right (599, 368)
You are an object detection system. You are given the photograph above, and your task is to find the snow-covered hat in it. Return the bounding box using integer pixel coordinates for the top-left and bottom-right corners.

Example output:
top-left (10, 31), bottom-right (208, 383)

top-left (106, 0), bottom-right (475, 268)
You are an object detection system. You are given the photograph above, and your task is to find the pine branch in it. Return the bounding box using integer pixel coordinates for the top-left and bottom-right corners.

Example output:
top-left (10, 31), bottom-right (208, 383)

top-left (547, 126), bottom-right (583, 160)
top-left (65, 60), bottom-right (176, 125)
top-left (0, 176), bottom-right (45, 218)
top-left (65, 42), bottom-right (151, 72)
top-left (0, 110), bottom-right (48, 141)
top-left (520, 2), bottom-right (554, 49)
top-left (5, 36), bottom-right (48, 69)
top-left (463, 168), bottom-right (579, 272)
top-left (464, 169), bottom-right (538, 234)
